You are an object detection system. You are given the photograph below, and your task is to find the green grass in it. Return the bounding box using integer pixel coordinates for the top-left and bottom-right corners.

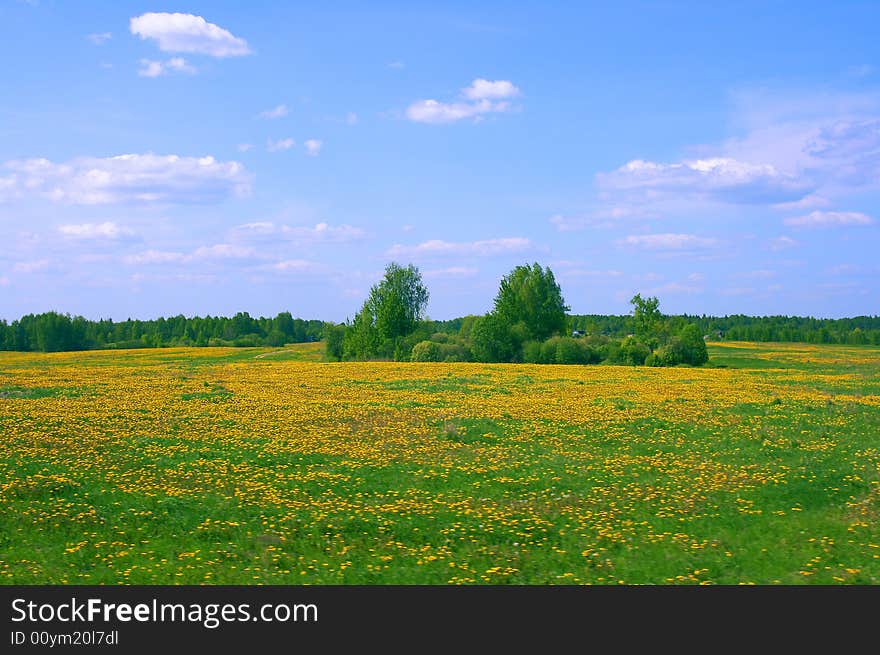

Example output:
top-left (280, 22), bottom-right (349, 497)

top-left (0, 341), bottom-right (878, 584)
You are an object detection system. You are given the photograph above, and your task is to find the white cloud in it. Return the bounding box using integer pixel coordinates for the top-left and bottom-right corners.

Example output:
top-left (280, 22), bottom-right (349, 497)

top-left (138, 57), bottom-right (196, 77)
top-left (87, 32), bottom-right (112, 45)
top-left (124, 244), bottom-right (257, 266)
top-left (387, 237), bottom-right (531, 258)
top-left (720, 286), bottom-right (755, 296)
top-left (192, 244), bottom-right (257, 259)
top-left (784, 210), bottom-right (874, 227)
top-left (346, 112), bottom-right (358, 125)
top-left (558, 268), bottom-right (624, 278)
top-left (1, 154), bottom-right (251, 204)
top-left (549, 206), bottom-right (651, 232)
top-left (772, 193), bottom-right (830, 212)
top-left (267, 138), bottom-right (295, 152)
top-left (58, 222), bottom-right (134, 239)
top-left (619, 233), bottom-right (719, 251)
top-left (387, 61), bottom-right (405, 69)
top-left (406, 79), bottom-right (520, 124)
top-left (130, 12), bottom-right (251, 58)
top-left (406, 98), bottom-right (512, 124)
top-left (138, 60), bottom-right (164, 78)
top-left (260, 104), bottom-right (288, 119)
top-left (649, 282), bottom-right (704, 295)
top-left (462, 79), bottom-right (520, 100)
top-left (13, 259), bottom-right (50, 274)
top-left (271, 259), bottom-right (321, 273)
top-left (304, 139), bottom-right (322, 156)
top-left (733, 269), bottom-right (776, 279)
top-left (598, 157), bottom-right (811, 204)
top-left (0, 276), bottom-right (8, 286)
top-left (423, 266), bottom-right (479, 278)
top-left (237, 143), bottom-right (254, 152)
top-left (230, 221), bottom-right (366, 243)
top-left (123, 250), bottom-right (186, 265)
top-left (768, 236), bottom-right (799, 250)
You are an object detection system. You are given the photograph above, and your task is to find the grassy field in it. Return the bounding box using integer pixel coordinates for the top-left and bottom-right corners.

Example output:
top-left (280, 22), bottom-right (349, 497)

top-left (1, 341), bottom-right (878, 584)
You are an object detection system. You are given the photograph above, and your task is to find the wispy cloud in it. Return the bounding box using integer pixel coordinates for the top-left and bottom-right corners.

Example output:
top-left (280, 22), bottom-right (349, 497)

top-left (13, 259), bottom-right (50, 274)
top-left (768, 236), bottom-right (799, 250)
top-left (230, 222), bottom-right (366, 244)
top-left (304, 139), bottom-right (323, 156)
top-left (387, 237), bottom-right (531, 257)
top-left (267, 138), bottom-right (295, 152)
top-left (598, 157), bottom-right (811, 204)
top-left (423, 266), bottom-right (479, 278)
top-left (784, 210), bottom-right (874, 227)
top-left (138, 57), bottom-right (196, 78)
top-left (619, 233), bottom-right (719, 251)
top-left (58, 222), bottom-right (135, 240)
top-left (259, 104), bottom-right (288, 119)
top-left (1, 154), bottom-right (251, 205)
top-left (86, 32), bottom-right (112, 45)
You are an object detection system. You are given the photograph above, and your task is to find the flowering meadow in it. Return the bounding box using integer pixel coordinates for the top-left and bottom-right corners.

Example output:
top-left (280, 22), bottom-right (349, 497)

top-left (1, 342), bottom-right (878, 584)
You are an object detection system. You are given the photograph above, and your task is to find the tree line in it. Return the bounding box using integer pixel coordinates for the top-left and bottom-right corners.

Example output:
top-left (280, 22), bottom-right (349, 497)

top-left (324, 262), bottom-right (708, 367)
top-left (3, 261), bottom-right (878, 356)
top-left (0, 312), bottom-right (325, 352)
top-left (569, 313), bottom-right (880, 345)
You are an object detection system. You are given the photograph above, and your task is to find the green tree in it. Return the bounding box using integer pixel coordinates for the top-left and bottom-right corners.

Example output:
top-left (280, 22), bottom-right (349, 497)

top-left (323, 323), bottom-right (346, 361)
top-left (677, 323), bottom-right (709, 365)
top-left (630, 293), bottom-right (662, 343)
top-left (367, 262), bottom-right (430, 341)
top-left (470, 313), bottom-right (518, 362)
top-left (494, 263), bottom-right (569, 343)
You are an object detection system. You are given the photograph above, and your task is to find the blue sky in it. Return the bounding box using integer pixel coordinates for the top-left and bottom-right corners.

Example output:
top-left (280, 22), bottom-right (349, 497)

top-left (1, 1), bottom-right (879, 322)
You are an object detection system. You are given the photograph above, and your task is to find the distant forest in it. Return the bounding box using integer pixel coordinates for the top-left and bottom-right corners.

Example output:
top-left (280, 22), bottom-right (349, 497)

top-left (2, 310), bottom-right (879, 353)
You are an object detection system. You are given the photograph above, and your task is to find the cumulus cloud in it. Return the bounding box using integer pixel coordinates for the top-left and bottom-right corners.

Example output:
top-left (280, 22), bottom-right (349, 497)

top-left (619, 233), bottom-right (719, 251)
top-left (267, 138), bottom-right (295, 152)
top-left (598, 157), bottom-right (812, 204)
top-left (784, 210), bottom-right (874, 227)
top-left (462, 79), bottom-right (521, 100)
top-left (304, 139), bottom-right (323, 156)
top-left (58, 222), bottom-right (134, 239)
top-left (1, 154), bottom-right (251, 204)
top-left (406, 78), bottom-right (520, 124)
top-left (260, 104), bottom-right (288, 119)
top-left (387, 237), bottom-right (531, 257)
top-left (130, 12), bottom-right (251, 57)
top-left (138, 57), bottom-right (196, 77)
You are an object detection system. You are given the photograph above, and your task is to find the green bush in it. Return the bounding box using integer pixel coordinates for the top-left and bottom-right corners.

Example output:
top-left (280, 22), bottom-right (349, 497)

top-left (411, 340), bottom-right (442, 362)
top-left (554, 337), bottom-right (588, 364)
top-left (616, 336), bottom-right (650, 365)
top-left (522, 340), bottom-right (543, 363)
top-left (677, 324), bottom-right (709, 365)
